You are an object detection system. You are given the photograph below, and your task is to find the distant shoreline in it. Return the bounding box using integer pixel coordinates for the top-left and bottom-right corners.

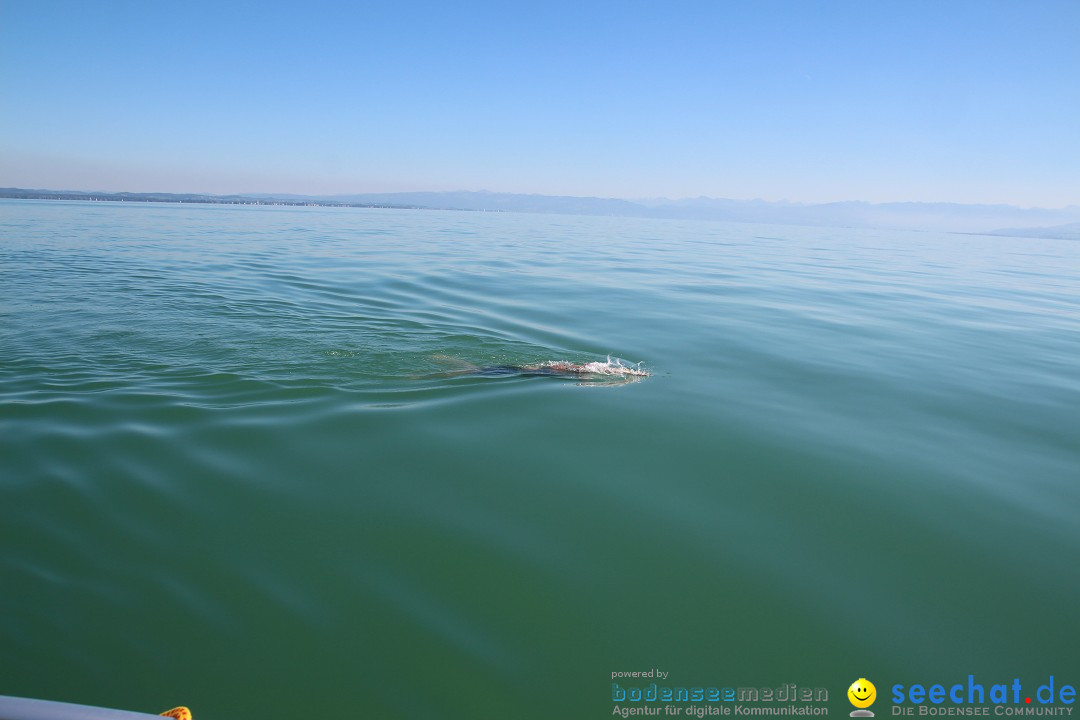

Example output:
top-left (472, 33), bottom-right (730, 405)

top-left (0, 188), bottom-right (428, 211)
top-left (3, 187), bottom-right (1079, 238)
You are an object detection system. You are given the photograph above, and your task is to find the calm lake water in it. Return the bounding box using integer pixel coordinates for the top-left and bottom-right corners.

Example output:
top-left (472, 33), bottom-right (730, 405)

top-left (1, 199), bottom-right (1078, 719)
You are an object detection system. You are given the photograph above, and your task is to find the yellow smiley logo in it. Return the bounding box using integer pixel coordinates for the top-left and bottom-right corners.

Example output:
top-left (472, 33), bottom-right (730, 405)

top-left (848, 678), bottom-right (877, 709)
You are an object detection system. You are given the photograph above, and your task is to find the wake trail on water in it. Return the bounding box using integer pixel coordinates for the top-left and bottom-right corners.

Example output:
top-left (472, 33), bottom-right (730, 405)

top-left (425, 355), bottom-right (651, 384)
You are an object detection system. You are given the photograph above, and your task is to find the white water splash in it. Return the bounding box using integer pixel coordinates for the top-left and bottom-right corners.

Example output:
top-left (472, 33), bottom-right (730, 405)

top-left (532, 356), bottom-right (650, 377)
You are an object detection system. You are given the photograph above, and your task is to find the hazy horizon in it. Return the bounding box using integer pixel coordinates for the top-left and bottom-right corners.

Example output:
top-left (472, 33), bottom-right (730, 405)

top-left (2, 1), bottom-right (1078, 207)
top-left (4, 184), bottom-right (1078, 213)
top-left (3, 164), bottom-right (1078, 212)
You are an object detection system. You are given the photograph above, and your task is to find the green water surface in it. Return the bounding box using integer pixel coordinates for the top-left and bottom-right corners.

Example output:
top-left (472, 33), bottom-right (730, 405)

top-left (1, 200), bottom-right (1077, 719)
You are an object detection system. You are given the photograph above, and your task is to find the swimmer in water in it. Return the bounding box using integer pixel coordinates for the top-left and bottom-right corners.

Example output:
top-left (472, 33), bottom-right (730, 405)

top-left (476, 360), bottom-right (649, 377)
top-left (428, 356), bottom-right (650, 381)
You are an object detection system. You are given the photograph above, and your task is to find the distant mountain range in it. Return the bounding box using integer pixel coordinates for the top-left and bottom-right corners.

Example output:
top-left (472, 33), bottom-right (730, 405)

top-left (3, 187), bottom-right (1079, 237)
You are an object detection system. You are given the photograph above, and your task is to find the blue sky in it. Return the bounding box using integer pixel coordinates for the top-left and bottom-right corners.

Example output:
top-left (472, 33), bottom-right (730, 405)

top-left (2, 0), bottom-right (1078, 206)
